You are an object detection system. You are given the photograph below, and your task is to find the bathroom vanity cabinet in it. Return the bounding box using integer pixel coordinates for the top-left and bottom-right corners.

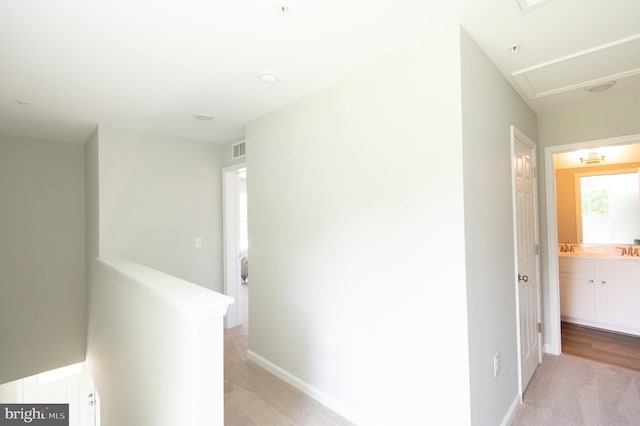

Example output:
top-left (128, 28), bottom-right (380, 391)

top-left (559, 256), bottom-right (640, 336)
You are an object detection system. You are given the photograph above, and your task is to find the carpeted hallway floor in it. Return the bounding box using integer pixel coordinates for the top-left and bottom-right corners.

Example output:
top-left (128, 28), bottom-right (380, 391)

top-left (225, 284), bottom-right (640, 425)
top-left (512, 353), bottom-right (640, 425)
top-left (224, 283), bottom-right (353, 425)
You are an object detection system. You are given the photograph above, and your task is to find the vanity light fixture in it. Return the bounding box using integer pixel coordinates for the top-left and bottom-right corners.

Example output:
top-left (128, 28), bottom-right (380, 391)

top-left (580, 151), bottom-right (605, 164)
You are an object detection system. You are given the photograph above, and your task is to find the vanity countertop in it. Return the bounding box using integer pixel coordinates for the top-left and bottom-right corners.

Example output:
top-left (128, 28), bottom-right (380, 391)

top-left (559, 252), bottom-right (640, 260)
top-left (558, 244), bottom-right (640, 260)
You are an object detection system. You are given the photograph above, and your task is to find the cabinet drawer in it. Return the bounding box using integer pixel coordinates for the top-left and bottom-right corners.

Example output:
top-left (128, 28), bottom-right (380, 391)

top-left (597, 260), bottom-right (640, 279)
top-left (559, 257), bottom-right (595, 274)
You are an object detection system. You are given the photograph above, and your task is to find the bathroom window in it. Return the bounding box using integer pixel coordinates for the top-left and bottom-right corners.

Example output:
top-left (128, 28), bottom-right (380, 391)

top-left (578, 170), bottom-right (640, 244)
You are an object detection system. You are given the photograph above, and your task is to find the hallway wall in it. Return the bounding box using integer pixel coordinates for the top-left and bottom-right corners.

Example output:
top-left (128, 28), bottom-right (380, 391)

top-left (0, 133), bottom-right (85, 384)
top-left (96, 125), bottom-right (224, 291)
top-left (460, 30), bottom-right (538, 425)
top-left (246, 26), bottom-right (471, 425)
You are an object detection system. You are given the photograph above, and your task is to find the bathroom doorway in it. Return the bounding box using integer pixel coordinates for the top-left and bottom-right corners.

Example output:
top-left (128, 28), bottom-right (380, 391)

top-left (223, 164), bottom-right (248, 329)
top-left (544, 133), bottom-right (640, 357)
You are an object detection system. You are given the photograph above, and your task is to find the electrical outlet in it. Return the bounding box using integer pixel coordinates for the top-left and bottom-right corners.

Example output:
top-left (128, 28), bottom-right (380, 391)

top-left (194, 237), bottom-right (203, 248)
top-left (493, 352), bottom-right (500, 378)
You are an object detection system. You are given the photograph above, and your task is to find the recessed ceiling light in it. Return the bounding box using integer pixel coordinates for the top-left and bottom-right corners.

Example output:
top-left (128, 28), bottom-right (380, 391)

top-left (585, 81), bottom-right (616, 93)
top-left (193, 112), bottom-right (214, 121)
top-left (260, 72), bottom-right (279, 84)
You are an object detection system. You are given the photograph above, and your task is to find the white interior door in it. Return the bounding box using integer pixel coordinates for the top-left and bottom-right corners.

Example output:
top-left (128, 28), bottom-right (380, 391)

top-left (512, 127), bottom-right (542, 396)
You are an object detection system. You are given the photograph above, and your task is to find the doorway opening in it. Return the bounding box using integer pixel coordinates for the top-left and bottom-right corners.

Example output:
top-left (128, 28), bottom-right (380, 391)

top-left (223, 164), bottom-right (248, 330)
top-left (544, 133), bottom-right (640, 362)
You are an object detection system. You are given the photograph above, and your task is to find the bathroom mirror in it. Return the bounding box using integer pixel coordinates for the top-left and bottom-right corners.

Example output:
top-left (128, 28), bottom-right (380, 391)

top-left (576, 170), bottom-right (640, 244)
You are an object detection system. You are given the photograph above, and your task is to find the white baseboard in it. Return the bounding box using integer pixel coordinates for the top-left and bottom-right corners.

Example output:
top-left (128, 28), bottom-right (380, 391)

top-left (543, 343), bottom-right (560, 356)
top-left (500, 394), bottom-right (521, 426)
top-left (246, 350), bottom-right (374, 426)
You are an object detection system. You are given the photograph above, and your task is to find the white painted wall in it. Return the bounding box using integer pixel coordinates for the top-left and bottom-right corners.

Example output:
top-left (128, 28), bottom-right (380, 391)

top-left (245, 27), bottom-right (471, 425)
top-left (97, 125), bottom-right (224, 292)
top-left (537, 95), bottom-right (640, 349)
top-left (538, 95), bottom-right (640, 147)
top-left (85, 128), bottom-right (99, 263)
top-left (85, 257), bottom-right (232, 426)
top-left (0, 133), bottom-right (85, 385)
top-left (460, 30), bottom-right (538, 425)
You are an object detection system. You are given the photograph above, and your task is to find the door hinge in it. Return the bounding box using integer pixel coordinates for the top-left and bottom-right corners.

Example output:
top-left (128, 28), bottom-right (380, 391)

top-left (537, 323), bottom-right (542, 333)
top-left (535, 244), bottom-right (539, 255)
top-left (533, 166), bottom-right (536, 178)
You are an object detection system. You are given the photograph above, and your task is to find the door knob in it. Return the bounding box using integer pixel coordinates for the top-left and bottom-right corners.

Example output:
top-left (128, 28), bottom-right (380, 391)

top-left (518, 274), bottom-right (529, 283)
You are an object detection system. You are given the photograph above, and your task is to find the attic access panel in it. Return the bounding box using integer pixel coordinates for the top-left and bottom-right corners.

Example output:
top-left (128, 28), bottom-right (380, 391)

top-left (513, 34), bottom-right (640, 99)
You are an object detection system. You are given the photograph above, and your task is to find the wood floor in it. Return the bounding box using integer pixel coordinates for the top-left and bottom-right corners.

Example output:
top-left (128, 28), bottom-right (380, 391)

top-left (561, 321), bottom-right (640, 371)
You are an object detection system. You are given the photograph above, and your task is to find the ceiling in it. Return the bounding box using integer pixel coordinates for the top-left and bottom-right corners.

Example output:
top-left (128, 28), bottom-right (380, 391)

top-left (1, 0), bottom-right (639, 144)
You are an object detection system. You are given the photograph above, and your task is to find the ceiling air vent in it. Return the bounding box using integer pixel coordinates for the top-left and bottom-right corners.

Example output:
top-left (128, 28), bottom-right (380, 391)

top-left (232, 141), bottom-right (246, 159)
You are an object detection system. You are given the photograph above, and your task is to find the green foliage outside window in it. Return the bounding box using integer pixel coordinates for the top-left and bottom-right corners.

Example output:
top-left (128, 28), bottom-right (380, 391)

top-left (581, 189), bottom-right (609, 215)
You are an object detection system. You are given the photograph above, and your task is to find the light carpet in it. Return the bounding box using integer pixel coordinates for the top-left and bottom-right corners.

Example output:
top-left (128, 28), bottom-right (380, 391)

top-left (224, 283), bottom-right (353, 426)
top-left (513, 353), bottom-right (640, 425)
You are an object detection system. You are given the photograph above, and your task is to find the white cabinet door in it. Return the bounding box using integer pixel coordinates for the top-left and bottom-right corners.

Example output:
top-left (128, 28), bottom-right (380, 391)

top-left (604, 277), bottom-right (640, 329)
top-left (559, 272), bottom-right (595, 322)
top-left (559, 257), bottom-right (640, 334)
top-left (597, 260), bottom-right (640, 331)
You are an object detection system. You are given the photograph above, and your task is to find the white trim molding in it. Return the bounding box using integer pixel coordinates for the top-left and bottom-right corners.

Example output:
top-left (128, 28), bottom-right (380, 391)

top-left (500, 394), bottom-right (521, 426)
